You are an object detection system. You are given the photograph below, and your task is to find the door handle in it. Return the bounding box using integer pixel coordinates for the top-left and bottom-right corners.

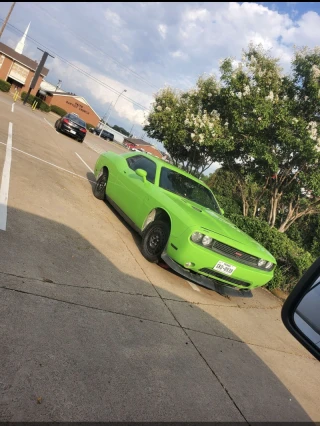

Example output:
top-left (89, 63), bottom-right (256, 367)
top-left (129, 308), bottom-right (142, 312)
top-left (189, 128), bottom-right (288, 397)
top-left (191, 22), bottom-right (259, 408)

top-left (123, 171), bottom-right (126, 173)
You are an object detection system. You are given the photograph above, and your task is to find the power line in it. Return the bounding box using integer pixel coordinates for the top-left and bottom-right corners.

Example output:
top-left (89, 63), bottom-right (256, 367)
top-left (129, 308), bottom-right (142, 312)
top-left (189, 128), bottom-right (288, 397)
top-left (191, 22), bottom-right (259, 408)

top-left (0, 18), bottom-right (151, 112)
top-left (32, 2), bottom-right (159, 91)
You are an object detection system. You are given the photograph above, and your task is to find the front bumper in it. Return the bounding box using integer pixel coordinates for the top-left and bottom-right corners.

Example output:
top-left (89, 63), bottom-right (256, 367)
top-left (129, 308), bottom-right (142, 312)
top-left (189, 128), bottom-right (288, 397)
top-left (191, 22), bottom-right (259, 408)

top-left (161, 252), bottom-right (252, 298)
top-left (165, 231), bottom-right (274, 291)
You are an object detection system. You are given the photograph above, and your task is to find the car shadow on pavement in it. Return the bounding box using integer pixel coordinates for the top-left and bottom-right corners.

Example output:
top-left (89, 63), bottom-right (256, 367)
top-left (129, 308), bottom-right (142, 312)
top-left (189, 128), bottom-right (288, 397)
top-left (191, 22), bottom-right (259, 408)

top-left (0, 207), bottom-right (316, 422)
top-left (86, 171), bottom-right (96, 189)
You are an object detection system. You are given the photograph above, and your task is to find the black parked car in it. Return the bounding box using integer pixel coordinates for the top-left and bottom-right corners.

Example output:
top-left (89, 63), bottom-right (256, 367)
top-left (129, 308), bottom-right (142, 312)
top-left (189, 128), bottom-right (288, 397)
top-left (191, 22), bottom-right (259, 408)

top-left (93, 128), bottom-right (114, 141)
top-left (55, 113), bottom-right (87, 143)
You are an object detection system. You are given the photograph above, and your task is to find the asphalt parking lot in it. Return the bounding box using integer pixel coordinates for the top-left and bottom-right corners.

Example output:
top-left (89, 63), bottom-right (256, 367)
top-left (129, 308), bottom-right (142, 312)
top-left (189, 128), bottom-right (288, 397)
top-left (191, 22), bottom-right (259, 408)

top-left (0, 92), bottom-right (319, 422)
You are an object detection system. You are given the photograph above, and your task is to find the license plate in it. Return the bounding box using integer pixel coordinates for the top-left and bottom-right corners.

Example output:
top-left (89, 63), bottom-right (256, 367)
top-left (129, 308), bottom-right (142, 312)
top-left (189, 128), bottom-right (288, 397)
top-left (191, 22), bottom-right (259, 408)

top-left (70, 130), bottom-right (76, 135)
top-left (213, 261), bottom-right (236, 276)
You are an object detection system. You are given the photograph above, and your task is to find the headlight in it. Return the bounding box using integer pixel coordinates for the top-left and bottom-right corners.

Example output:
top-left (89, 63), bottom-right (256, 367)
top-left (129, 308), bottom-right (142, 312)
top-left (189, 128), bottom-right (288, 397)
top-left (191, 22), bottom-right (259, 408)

top-left (202, 235), bottom-right (213, 247)
top-left (258, 259), bottom-right (267, 267)
top-left (191, 232), bottom-right (203, 243)
top-left (265, 261), bottom-right (273, 270)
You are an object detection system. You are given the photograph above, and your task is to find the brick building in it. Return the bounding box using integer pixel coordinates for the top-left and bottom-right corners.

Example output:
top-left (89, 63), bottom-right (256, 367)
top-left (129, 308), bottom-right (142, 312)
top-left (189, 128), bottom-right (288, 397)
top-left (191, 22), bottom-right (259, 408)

top-left (43, 91), bottom-right (101, 127)
top-left (0, 42), bottom-right (49, 95)
top-left (123, 137), bottom-right (163, 159)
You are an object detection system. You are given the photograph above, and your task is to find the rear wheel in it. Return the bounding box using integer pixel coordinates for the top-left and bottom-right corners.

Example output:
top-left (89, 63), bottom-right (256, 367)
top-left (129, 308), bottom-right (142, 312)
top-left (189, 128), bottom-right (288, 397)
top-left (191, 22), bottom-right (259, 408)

top-left (93, 169), bottom-right (108, 200)
top-left (141, 220), bottom-right (170, 263)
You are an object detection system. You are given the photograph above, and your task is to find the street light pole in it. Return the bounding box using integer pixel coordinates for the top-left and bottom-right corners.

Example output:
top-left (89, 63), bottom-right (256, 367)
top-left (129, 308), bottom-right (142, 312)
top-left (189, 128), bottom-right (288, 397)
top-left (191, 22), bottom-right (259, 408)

top-left (99, 89), bottom-right (127, 137)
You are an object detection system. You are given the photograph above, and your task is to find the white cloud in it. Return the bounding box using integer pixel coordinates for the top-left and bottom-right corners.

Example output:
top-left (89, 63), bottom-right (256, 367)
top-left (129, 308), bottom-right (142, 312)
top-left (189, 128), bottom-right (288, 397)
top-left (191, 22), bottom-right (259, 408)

top-left (158, 24), bottom-right (167, 39)
top-left (170, 50), bottom-right (188, 60)
top-left (7, 2), bottom-right (320, 137)
top-left (104, 9), bottom-right (123, 26)
top-left (184, 8), bottom-right (210, 22)
top-left (282, 11), bottom-right (320, 47)
top-left (50, 58), bottom-right (151, 126)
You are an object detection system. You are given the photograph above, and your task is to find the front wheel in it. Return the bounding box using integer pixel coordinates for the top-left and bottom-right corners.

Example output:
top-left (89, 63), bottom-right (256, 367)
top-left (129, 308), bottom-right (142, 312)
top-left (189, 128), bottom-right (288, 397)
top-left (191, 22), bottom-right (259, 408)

top-left (93, 169), bottom-right (108, 200)
top-left (141, 220), bottom-right (170, 263)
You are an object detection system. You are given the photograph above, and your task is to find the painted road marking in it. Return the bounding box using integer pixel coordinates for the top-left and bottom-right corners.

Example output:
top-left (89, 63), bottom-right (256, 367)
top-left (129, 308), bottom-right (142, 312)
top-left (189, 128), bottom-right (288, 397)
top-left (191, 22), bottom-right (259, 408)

top-left (84, 140), bottom-right (105, 155)
top-left (187, 281), bottom-right (200, 292)
top-left (0, 123), bottom-right (13, 231)
top-left (44, 117), bottom-right (54, 128)
top-left (0, 141), bottom-right (95, 184)
top-left (11, 103), bottom-right (14, 113)
top-left (75, 152), bottom-right (94, 173)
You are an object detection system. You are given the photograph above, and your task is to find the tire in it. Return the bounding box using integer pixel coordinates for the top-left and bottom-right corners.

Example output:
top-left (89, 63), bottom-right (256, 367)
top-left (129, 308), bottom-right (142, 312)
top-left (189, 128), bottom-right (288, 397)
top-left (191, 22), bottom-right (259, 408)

top-left (93, 169), bottom-right (108, 200)
top-left (141, 220), bottom-right (170, 263)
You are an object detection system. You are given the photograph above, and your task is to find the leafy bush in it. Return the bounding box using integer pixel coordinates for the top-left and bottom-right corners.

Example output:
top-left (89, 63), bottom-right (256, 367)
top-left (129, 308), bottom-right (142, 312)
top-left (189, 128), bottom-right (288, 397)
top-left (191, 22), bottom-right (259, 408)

top-left (215, 194), bottom-right (242, 217)
top-left (0, 79), bottom-right (10, 92)
top-left (50, 105), bottom-right (67, 117)
top-left (229, 214), bottom-right (315, 292)
top-left (21, 91), bottom-right (35, 105)
top-left (39, 102), bottom-right (51, 112)
top-left (20, 92), bottom-right (50, 112)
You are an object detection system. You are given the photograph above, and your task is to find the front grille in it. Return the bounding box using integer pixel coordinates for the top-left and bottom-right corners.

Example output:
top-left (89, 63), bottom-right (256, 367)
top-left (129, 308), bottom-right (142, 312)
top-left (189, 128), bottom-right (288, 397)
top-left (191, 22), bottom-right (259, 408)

top-left (199, 268), bottom-right (251, 287)
top-left (211, 240), bottom-right (260, 267)
top-left (208, 240), bottom-right (276, 270)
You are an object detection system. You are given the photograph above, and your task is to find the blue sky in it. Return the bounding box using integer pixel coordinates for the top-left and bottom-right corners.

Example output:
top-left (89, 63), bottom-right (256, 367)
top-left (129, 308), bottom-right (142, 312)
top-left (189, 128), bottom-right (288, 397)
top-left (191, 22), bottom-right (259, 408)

top-left (1, 2), bottom-right (320, 150)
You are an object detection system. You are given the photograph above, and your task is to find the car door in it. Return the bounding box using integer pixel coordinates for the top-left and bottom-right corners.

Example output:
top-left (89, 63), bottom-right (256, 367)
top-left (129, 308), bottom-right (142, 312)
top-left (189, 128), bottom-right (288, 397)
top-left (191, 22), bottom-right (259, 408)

top-left (115, 155), bottom-right (157, 227)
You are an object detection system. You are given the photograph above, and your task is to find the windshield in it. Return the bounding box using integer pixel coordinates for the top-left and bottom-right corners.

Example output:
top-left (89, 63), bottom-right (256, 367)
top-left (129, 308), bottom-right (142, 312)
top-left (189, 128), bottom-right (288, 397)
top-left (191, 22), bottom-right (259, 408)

top-left (67, 115), bottom-right (86, 127)
top-left (159, 167), bottom-right (221, 213)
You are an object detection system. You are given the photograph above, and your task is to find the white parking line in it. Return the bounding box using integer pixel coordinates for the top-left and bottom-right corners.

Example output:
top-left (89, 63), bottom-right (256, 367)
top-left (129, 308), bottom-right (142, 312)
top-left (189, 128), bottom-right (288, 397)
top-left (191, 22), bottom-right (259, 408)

top-left (11, 103), bottom-right (14, 113)
top-left (0, 141), bottom-right (95, 184)
top-left (187, 281), bottom-right (200, 292)
top-left (44, 117), bottom-right (54, 128)
top-left (75, 152), bottom-right (94, 173)
top-left (0, 123), bottom-right (13, 231)
top-left (84, 140), bottom-right (105, 155)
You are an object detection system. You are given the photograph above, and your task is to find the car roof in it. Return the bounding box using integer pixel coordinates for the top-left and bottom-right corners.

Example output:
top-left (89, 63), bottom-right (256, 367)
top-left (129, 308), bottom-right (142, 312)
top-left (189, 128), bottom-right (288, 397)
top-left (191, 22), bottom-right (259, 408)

top-left (122, 152), bottom-right (208, 188)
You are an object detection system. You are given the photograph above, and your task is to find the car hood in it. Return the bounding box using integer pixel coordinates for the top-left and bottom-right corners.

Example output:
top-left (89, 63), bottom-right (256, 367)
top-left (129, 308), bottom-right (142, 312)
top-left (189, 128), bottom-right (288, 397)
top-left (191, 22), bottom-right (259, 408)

top-left (166, 193), bottom-right (275, 262)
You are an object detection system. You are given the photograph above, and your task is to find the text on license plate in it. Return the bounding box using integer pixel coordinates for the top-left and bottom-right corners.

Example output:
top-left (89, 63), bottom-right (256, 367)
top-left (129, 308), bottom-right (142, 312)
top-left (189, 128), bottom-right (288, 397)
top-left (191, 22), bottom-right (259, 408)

top-left (70, 130), bottom-right (76, 135)
top-left (213, 261), bottom-right (236, 276)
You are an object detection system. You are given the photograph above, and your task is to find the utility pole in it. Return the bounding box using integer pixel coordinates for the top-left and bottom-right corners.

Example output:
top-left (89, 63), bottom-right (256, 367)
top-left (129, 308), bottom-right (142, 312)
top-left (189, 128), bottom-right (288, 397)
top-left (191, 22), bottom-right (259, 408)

top-left (99, 89), bottom-right (127, 137)
top-left (0, 2), bottom-right (16, 40)
top-left (55, 79), bottom-right (62, 92)
top-left (23, 48), bottom-right (54, 105)
top-left (129, 124), bottom-right (135, 137)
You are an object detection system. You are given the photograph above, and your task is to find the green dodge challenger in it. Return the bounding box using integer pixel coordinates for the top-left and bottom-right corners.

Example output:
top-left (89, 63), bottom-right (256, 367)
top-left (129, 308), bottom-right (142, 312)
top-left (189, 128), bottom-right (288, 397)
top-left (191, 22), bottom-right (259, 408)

top-left (94, 152), bottom-right (276, 296)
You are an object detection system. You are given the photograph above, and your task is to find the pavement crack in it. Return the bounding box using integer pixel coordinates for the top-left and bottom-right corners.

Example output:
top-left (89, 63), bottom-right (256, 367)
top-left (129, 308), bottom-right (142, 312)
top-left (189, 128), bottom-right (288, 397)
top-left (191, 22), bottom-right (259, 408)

top-left (1, 286), bottom-right (180, 329)
top-left (126, 263), bottom-right (250, 423)
top-left (0, 270), bottom-right (158, 299)
top-left (183, 327), bottom-right (315, 360)
top-left (162, 297), bottom-right (238, 307)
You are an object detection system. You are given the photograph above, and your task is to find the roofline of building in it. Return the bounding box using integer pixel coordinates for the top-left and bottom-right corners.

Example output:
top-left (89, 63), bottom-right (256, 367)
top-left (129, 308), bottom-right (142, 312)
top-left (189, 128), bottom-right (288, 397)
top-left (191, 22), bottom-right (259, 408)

top-left (1, 51), bottom-right (48, 76)
top-left (0, 44), bottom-right (49, 76)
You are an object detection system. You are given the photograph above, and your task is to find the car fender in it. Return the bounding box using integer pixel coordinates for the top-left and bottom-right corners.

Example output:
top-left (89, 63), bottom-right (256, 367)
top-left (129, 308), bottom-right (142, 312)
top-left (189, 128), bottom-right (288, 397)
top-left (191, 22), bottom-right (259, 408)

top-left (141, 202), bottom-right (192, 240)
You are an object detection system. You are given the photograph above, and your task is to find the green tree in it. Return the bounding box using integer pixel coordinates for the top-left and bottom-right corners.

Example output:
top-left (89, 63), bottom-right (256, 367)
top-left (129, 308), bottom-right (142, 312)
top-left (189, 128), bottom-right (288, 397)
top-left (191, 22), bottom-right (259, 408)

top-left (144, 44), bottom-right (320, 231)
top-left (112, 125), bottom-right (130, 136)
top-left (216, 45), bottom-right (320, 230)
top-left (143, 83), bottom-right (232, 177)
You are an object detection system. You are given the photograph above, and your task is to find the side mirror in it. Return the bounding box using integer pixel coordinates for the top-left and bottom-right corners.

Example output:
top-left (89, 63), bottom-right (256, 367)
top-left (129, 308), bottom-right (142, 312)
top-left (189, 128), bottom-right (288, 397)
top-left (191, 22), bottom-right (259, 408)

top-left (135, 168), bottom-right (147, 182)
top-left (282, 257), bottom-right (320, 361)
top-left (220, 208), bottom-right (225, 215)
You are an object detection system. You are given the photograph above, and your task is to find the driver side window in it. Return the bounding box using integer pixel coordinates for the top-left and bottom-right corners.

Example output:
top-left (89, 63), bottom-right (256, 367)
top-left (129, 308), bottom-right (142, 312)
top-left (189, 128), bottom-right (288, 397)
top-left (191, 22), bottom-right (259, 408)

top-left (127, 155), bottom-right (156, 184)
